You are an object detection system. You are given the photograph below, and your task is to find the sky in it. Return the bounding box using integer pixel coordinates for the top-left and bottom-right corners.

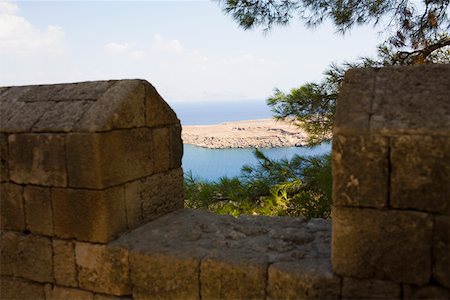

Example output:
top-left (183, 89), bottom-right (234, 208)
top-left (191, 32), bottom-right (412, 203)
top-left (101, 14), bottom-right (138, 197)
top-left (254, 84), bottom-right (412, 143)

top-left (0, 0), bottom-right (385, 104)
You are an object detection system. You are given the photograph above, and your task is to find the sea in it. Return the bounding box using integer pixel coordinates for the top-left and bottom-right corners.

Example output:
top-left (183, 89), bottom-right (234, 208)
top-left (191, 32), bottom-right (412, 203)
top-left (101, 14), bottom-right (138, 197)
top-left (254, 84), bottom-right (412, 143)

top-left (171, 100), bottom-right (332, 181)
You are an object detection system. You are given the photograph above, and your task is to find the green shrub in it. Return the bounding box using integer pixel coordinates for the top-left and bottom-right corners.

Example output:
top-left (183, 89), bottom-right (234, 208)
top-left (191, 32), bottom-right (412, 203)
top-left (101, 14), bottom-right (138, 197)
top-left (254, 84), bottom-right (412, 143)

top-left (184, 150), bottom-right (332, 218)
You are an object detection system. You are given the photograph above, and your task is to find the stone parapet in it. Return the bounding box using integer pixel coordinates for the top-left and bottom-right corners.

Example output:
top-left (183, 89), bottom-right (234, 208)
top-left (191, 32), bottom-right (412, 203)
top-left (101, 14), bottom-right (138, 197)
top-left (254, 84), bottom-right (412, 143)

top-left (332, 64), bottom-right (450, 294)
top-left (0, 80), bottom-right (185, 299)
top-left (0, 80), bottom-right (184, 244)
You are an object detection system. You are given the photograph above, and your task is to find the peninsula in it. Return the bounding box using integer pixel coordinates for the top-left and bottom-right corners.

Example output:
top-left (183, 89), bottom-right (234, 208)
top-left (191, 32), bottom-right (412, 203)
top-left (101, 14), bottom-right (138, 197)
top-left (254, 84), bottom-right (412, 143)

top-left (182, 118), bottom-right (308, 149)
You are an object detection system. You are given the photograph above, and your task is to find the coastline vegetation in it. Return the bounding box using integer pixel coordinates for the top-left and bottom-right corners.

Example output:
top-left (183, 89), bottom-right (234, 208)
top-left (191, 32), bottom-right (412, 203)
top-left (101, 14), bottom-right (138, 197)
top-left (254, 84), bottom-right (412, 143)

top-left (185, 0), bottom-right (449, 218)
top-left (185, 149), bottom-right (332, 219)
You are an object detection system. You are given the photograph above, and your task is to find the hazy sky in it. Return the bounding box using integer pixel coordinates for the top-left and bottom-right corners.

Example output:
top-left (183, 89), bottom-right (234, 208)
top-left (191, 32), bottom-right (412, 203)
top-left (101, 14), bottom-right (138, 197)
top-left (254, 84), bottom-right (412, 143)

top-left (0, 0), bottom-right (385, 103)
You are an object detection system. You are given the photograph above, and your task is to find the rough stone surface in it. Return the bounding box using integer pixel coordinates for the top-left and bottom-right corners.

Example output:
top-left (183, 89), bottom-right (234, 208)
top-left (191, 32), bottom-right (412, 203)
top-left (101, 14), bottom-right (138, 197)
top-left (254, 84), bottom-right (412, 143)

top-left (45, 284), bottom-right (94, 300)
top-left (333, 68), bottom-right (375, 135)
top-left (93, 294), bottom-right (132, 300)
top-left (66, 128), bottom-right (153, 189)
top-left (334, 65), bottom-right (450, 137)
top-left (403, 284), bottom-right (450, 299)
top-left (113, 209), bottom-right (333, 300)
top-left (52, 186), bottom-right (127, 243)
top-left (53, 239), bottom-right (78, 287)
top-left (390, 135), bottom-right (450, 214)
top-left (201, 256), bottom-right (266, 300)
top-left (0, 231), bottom-right (18, 276)
top-left (0, 79), bottom-right (179, 133)
top-left (32, 100), bottom-right (93, 132)
top-left (152, 127), bottom-right (170, 173)
top-left (0, 183), bottom-right (25, 231)
top-left (370, 65), bottom-right (450, 136)
top-left (268, 259), bottom-right (341, 300)
top-left (144, 83), bottom-right (179, 127)
top-left (332, 134), bottom-right (389, 208)
top-left (124, 169), bottom-right (184, 229)
top-left (75, 242), bottom-right (130, 296)
top-left (332, 207), bottom-right (433, 285)
top-left (50, 80), bottom-right (115, 101)
top-left (12, 83), bottom-right (66, 102)
top-left (24, 185), bottom-right (53, 236)
top-left (170, 124), bottom-right (183, 169)
top-left (433, 215), bottom-right (450, 289)
top-left (0, 231), bottom-right (53, 282)
top-left (74, 80), bottom-right (145, 132)
top-left (0, 276), bottom-right (45, 300)
top-left (341, 277), bottom-right (401, 299)
top-left (130, 251), bottom-right (200, 300)
top-left (0, 133), bottom-right (8, 181)
top-left (8, 133), bottom-right (67, 187)
top-left (2, 102), bottom-right (55, 133)
top-left (0, 101), bottom-right (25, 129)
top-left (0, 85), bottom-right (32, 102)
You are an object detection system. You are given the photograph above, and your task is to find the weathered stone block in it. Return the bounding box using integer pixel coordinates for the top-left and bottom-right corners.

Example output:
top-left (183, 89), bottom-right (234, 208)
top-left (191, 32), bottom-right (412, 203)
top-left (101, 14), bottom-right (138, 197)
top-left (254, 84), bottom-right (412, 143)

top-left (403, 284), bottom-right (450, 299)
top-left (0, 231), bottom-right (53, 282)
top-left (93, 294), bottom-right (132, 300)
top-left (0, 85), bottom-right (32, 102)
top-left (66, 128), bottom-right (153, 189)
top-left (341, 277), bottom-right (401, 299)
top-left (16, 83), bottom-right (66, 102)
top-left (142, 169), bottom-right (184, 222)
top-left (144, 83), bottom-right (179, 127)
top-left (8, 133), bottom-right (67, 187)
top-left (1, 276), bottom-right (45, 300)
top-left (0, 183), bottom-right (25, 231)
top-left (201, 256), bottom-right (266, 300)
top-left (53, 239), bottom-right (78, 287)
top-left (391, 136), bottom-right (450, 214)
top-left (333, 68), bottom-right (375, 135)
top-left (268, 259), bottom-right (340, 300)
top-left (32, 100), bottom-right (93, 132)
top-left (152, 127), bottom-right (170, 173)
top-left (0, 133), bottom-right (8, 181)
top-left (24, 185), bottom-right (53, 236)
top-left (0, 101), bottom-right (25, 129)
top-left (0, 231), bottom-right (18, 276)
top-left (51, 80), bottom-right (115, 101)
top-left (45, 284), bottom-right (94, 300)
top-left (433, 215), bottom-right (450, 288)
top-left (2, 102), bottom-right (55, 133)
top-left (52, 186), bottom-right (127, 243)
top-left (170, 124), bottom-right (183, 169)
top-left (125, 169), bottom-right (184, 227)
top-left (332, 207), bottom-right (433, 285)
top-left (123, 181), bottom-right (143, 230)
top-left (75, 243), bottom-right (130, 296)
top-left (74, 80), bottom-right (145, 131)
top-left (130, 251), bottom-right (199, 300)
top-left (371, 65), bottom-right (450, 136)
top-left (332, 135), bottom-right (389, 208)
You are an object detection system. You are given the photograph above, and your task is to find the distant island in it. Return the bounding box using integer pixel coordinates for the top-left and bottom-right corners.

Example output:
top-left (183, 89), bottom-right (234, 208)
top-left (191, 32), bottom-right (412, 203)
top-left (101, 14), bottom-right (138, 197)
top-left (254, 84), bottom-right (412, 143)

top-left (182, 118), bottom-right (308, 149)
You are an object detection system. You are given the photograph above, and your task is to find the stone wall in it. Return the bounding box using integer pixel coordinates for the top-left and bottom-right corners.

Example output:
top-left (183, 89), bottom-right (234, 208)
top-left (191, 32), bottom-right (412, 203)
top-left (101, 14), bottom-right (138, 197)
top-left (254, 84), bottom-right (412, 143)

top-left (0, 80), bottom-right (184, 299)
top-left (1, 65), bottom-right (449, 300)
top-left (332, 64), bottom-right (450, 298)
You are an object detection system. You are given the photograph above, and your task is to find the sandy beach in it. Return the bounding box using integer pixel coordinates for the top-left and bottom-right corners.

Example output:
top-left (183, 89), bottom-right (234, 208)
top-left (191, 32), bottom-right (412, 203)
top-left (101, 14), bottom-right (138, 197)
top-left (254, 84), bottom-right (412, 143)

top-left (182, 118), bottom-right (308, 149)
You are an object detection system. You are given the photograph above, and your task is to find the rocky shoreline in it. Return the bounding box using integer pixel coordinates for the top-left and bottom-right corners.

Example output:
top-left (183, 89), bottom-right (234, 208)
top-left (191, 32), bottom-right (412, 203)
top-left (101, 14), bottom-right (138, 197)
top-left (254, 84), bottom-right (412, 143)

top-left (181, 119), bottom-right (308, 149)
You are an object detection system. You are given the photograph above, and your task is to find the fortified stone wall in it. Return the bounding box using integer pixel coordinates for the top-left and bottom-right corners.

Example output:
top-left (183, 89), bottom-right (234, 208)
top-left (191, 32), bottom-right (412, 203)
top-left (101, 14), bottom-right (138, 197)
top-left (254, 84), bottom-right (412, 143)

top-left (1, 65), bottom-right (449, 300)
top-left (0, 80), bottom-right (184, 299)
top-left (332, 64), bottom-right (450, 298)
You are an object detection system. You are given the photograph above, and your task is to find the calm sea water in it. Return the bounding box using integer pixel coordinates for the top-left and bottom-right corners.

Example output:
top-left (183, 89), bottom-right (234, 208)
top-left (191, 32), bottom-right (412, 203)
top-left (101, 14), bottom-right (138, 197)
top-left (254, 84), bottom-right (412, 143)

top-left (171, 100), bottom-right (331, 181)
top-left (182, 143), bottom-right (331, 181)
top-left (171, 100), bottom-right (272, 125)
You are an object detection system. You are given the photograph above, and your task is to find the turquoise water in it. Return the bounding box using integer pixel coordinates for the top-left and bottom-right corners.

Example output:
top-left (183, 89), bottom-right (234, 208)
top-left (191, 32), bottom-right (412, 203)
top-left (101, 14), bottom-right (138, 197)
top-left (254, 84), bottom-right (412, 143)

top-left (182, 142), bottom-right (331, 181)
